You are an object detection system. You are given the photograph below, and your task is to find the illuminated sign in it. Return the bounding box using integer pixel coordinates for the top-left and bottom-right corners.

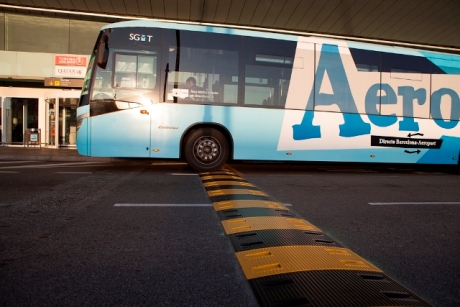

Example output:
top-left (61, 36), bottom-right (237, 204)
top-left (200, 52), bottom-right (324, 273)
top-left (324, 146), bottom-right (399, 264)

top-left (54, 55), bottom-right (87, 66)
top-left (54, 55), bottom-right (88, 77)
top-left (44, 78), bottom-right (83, 88)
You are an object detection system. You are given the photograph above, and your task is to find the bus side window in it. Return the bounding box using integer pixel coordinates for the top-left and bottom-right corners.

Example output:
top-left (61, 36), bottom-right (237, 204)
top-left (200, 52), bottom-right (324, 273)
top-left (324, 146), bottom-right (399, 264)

top-left (279, 80), bottom-right (289, 107)
top-left (242, 37), bottom-right (296, 108)
top-left (166, 30), bottom-right (239, 104)
top-left (244, 64), bottom-right (291, 108)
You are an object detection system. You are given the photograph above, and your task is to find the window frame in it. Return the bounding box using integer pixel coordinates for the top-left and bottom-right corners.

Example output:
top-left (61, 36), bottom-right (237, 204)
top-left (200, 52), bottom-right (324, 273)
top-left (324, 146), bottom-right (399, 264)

top-left (113, 51), bottom-right (159, 90)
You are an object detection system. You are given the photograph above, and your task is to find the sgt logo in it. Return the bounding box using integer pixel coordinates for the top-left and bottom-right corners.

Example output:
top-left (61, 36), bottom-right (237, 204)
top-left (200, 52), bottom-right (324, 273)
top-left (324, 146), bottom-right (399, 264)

top-left (129, 33), bottom-right (153, 42)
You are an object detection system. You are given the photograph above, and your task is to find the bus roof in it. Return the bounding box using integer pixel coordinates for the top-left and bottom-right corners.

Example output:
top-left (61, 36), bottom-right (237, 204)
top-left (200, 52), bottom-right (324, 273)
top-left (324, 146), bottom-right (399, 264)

top-left (102, 19), bottom-right (460, 65)
top-left (102, 19), bottom-right (299, 42)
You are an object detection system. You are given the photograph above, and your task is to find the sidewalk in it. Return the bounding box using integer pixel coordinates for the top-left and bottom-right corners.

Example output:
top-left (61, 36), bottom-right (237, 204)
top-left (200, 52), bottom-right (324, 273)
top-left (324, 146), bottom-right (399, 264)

top-left (0, 145), bottom-right (113, 162)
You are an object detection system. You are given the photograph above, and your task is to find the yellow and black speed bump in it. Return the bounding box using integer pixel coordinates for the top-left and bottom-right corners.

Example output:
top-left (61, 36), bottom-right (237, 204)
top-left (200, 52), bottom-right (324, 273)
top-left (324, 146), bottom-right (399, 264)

top-left (200, 169), bottom-right (434, 307)
top-left (208, 192), bottom-right (273, 203)
top-left (229, 229), bottom-right (343, 252)
top-left (217, 207), bottom-right (298, 220)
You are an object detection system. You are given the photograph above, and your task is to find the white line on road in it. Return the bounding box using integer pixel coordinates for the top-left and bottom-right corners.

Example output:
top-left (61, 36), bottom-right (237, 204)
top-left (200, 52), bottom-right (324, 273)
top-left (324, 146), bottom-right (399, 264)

top-left (152, 162), bottom-right (188, 165)
top-left (370, 202), bottom-right (460, 205)
top-left (254, 174), bottom-right (313, 177)
top-left (56, 172), bottom-right (93, 174)
top-left (171, 173), bottom-right (198, 176)
top-left (114, 203), bottom-right (212, 207)
top-left (114, 203), bottom-right (293, 207)
top-left (52, 164), bottom-right (111, 168)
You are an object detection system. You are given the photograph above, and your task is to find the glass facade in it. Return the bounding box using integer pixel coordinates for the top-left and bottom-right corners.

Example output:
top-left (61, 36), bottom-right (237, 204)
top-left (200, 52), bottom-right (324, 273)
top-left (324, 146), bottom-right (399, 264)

top-left (6, 14), bottom-right (70, 53)
top-left (0, 13), bottom-right (4, 51)
top-left (69, 20), bottom-right (108, 55)
top-left (0, 12), bottom-right (109, 146)
top-left (0, 12), bottom-right (107, 55)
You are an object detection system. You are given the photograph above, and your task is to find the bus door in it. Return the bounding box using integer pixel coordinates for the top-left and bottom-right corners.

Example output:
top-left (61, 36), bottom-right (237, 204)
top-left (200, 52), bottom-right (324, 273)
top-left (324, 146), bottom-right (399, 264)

top-left (90, 51), bottom-right (159, 157)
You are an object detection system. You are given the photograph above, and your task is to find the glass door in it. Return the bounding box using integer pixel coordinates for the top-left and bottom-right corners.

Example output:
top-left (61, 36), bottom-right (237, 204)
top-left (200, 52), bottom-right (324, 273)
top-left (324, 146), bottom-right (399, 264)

top-left (45, 90), bottom-right (81, 148)
top-left (0, 97), bottom-right (2, 144)
top-left (5, 98), bottom-right (39, 144)
top-left (58, 98), bottom-right (78, 147)
top-left (46, 98), bottom-right (57, 146)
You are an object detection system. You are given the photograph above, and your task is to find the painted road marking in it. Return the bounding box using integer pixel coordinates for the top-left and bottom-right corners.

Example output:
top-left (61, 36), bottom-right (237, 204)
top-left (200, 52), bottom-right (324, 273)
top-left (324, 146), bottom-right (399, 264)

top-left (56, 172), bottom-right (93, 174)
top-left (171, 173), bottom-right (198, 176)
top-left (370, 202), bottom-right (460, 205)
top-left (114, 203), bottom-right (212, 207)
top-left (114, 203), bottom-right (292, 208)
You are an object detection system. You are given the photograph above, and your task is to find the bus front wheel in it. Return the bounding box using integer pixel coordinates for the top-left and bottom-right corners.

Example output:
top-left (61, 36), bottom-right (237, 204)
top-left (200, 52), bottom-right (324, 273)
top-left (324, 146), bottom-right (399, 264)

top-left (184, 128), bottom-right (229, 172)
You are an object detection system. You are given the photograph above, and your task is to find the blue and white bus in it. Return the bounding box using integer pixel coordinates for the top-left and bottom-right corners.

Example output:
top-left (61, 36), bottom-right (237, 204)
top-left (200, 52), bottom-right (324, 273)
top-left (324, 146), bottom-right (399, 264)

top-left (77, 20), bottom-right (460, 171)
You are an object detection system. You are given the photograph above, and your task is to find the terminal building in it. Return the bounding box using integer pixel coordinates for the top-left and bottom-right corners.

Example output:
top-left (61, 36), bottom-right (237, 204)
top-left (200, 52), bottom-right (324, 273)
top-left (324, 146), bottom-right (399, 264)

top-left (0, 1), bottom-right (459, 148)
top-left (0, 10), bottom-right (115, 147)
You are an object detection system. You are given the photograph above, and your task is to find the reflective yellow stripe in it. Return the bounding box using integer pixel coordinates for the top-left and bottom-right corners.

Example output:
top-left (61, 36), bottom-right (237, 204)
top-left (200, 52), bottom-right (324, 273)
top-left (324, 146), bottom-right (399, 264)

top-left (221, 216), bottom-right (321, 235)
top-left (236, 245), bottom-right (382, 279)
top-left (203, 181), bottom-right (254, 188)
top-left (200, 175), bottom-right (241, 181)
top-left (212, 200), bottom-right (288, 211)
top-left (207, 189), bottom-right (268, 197)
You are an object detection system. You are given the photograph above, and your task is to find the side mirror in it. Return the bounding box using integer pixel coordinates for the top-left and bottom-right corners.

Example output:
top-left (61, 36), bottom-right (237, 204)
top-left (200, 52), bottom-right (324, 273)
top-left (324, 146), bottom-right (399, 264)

top-left (96, 34), bottom-right (109, 69)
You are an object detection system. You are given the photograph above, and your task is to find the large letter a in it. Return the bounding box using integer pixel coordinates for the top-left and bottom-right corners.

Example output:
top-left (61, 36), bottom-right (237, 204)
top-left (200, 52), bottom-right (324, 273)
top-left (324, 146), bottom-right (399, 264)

top-left (293, 44), bottom-right (370, 140)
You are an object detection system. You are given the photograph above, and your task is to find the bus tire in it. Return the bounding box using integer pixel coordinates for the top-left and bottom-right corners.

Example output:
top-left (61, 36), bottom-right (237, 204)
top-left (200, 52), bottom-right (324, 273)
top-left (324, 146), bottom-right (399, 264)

top-left (184, 128), bottom-right (229, 172)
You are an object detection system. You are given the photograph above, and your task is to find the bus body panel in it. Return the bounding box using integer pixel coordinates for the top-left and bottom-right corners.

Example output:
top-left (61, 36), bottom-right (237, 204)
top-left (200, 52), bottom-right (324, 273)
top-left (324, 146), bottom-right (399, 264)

top-left (149, 104), bottom-right (286, 160)
top-left (90, 106), bottom-right (151, 157)
top-left (148, 104), bottom-right (460, 164)
top-left (76, 105), bottom-right (90, 156)
top-left (149, 103), bottom-right (183, 158)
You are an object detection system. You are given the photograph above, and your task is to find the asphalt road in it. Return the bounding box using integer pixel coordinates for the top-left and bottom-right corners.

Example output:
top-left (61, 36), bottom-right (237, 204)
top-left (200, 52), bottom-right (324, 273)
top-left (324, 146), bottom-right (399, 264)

top-left (0, 160), bottom-right (459, 307)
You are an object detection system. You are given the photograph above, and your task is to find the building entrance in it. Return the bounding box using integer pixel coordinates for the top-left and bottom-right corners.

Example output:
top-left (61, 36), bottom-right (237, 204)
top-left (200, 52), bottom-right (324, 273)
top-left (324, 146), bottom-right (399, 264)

top-left (46, 97), bottom-right (78, 147)
top-left (0, 88), bottom-right (80, 147)
top-left (2, 98), bottom-right (39, 144)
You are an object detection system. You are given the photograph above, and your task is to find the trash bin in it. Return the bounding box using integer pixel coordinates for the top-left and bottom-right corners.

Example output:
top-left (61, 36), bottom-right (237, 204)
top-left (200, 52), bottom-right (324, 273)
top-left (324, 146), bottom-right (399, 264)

top-left (25, 128), bottom-right (41, 148)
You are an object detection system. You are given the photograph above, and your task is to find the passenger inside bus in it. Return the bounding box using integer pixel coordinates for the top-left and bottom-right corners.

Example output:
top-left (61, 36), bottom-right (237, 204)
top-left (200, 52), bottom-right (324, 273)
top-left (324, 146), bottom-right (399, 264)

top-left (279, 80), bottom-right (289, 107)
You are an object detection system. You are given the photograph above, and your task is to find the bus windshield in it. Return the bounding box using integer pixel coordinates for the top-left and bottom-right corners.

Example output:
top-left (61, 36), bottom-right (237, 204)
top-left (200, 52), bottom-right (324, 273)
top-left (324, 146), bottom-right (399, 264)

top-left (91, 50), bottom-right (158, 103)
top-left (79, 52), bottom-right (96, 107)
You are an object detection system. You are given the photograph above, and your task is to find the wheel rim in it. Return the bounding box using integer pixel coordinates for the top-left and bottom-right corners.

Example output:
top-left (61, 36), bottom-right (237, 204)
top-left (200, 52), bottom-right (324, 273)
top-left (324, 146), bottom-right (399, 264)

top-left (194, 136), bottom-right (220, 164)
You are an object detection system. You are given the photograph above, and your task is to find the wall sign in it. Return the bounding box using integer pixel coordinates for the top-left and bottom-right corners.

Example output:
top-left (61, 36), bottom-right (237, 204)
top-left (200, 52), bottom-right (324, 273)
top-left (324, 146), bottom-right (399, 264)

top-left (54, 55), bottom-right (88, 78)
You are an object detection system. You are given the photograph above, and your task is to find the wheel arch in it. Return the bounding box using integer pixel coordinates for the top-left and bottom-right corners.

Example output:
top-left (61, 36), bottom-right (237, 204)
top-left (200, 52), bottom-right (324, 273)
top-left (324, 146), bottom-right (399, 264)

top-left (180, 122), bottom-right (234, 160)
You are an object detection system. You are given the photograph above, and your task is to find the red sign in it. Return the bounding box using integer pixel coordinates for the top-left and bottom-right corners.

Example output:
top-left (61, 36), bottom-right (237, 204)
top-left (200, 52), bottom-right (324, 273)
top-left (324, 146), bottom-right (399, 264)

top-left (54, 55), bottom-right (87, 66)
